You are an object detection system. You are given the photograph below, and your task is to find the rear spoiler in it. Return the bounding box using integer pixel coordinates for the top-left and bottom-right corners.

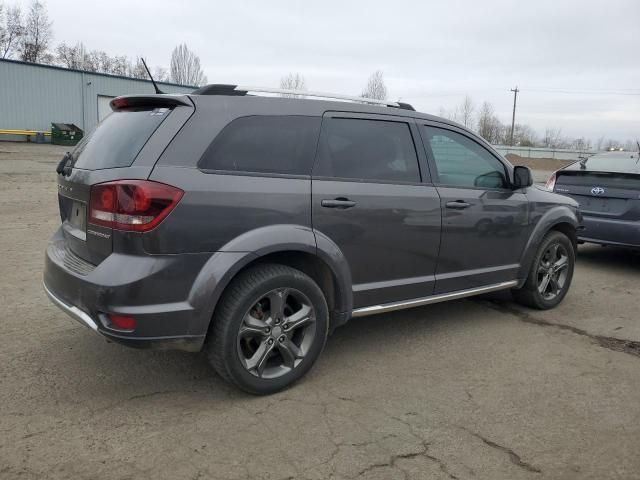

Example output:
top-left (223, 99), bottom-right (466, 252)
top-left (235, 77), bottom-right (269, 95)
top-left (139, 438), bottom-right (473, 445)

top-left (110, 94), bottom-right (192, 111)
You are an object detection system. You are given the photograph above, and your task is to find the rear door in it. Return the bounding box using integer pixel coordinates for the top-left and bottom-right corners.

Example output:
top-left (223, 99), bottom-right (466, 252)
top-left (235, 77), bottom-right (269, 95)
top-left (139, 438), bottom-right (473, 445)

top-left (419, 124), bottom-right (530, 294)
top-left (56, 97), bottom-right (194, 264)
top-left (311, 113), bottom-right (441, 308)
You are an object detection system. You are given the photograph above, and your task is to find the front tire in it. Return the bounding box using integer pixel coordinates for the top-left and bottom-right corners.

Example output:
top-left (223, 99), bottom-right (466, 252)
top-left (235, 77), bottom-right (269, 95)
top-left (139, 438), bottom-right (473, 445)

top-left (208, 264), bottom-right (329, 395)
top-left (513, 230), bottom-right (575, 310)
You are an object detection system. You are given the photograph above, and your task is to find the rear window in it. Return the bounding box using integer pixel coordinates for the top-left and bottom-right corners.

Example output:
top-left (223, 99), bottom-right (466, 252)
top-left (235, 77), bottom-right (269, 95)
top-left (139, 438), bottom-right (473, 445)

top-left (198, 115), bottom-right (321, 175)
top-left (72, 108), bottom-right (170, 170)
top-left (557, 171), bottom-right (640, 190)
top-left (314, 118), bottom-right (420, 183)
top-left (579, 153), bottom-right (640, 174)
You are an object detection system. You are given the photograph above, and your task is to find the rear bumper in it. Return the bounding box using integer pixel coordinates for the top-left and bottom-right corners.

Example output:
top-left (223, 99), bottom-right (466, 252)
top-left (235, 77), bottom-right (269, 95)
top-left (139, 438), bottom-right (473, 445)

top-left (43, 281), bottom-right (205, 351)
top-left (579, 215), bottom-right (640, 247)
top-left (43, 228), bottom-right (214, 351)
top-left (44, 281), bottom-right (99, 331)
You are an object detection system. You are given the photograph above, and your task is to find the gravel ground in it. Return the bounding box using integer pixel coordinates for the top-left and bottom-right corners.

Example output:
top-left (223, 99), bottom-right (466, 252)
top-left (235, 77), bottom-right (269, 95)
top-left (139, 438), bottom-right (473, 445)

top-left (1, 143), bottom-right (639, 480)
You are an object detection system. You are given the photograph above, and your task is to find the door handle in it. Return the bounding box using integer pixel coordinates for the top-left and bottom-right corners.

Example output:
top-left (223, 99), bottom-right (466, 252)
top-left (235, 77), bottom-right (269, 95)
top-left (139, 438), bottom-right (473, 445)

top-left (445, 200), bottom-right (471, 209)
top-left (321, 198), bottom-right (356, 209)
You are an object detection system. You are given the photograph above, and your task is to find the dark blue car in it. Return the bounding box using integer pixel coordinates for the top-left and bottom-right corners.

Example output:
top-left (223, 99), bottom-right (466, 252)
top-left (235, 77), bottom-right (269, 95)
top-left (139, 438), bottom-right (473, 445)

top-left (548, 151), bottom-right (640, 248)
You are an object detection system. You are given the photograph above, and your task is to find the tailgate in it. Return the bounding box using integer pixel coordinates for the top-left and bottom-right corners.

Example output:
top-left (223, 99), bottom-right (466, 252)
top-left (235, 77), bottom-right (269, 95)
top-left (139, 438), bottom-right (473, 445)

top-left (555, 171), bottom-right (640, 220)
top-left (55, 96), bottom-right (194, 264)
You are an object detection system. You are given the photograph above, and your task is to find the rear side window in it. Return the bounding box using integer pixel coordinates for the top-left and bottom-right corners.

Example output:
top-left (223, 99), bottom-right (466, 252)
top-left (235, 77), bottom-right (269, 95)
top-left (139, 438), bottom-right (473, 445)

top-left (198, 116), bottom-right (321, 175)
top-left (72, 108), bottom-right (170, 170)
top-left (314, 118), bottom-right (420, 183)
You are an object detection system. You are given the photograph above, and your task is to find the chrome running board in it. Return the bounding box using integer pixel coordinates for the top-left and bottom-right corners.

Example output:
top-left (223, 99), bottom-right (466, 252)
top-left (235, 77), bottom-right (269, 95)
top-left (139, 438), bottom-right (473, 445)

top-left (352, 280), bottom-right (518, 318)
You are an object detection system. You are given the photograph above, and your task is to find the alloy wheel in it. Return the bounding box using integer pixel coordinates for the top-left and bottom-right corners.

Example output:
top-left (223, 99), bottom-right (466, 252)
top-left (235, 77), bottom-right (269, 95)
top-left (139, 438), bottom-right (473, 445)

top-left (537, 242), bottom-right (569, 301)
top-left (236, 288), bottom-right (316, 379)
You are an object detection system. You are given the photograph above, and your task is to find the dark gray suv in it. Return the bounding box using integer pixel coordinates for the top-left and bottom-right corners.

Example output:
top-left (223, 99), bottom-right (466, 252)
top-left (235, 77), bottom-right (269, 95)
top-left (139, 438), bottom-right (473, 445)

top-left (44, 85), bottom-right (581, 394)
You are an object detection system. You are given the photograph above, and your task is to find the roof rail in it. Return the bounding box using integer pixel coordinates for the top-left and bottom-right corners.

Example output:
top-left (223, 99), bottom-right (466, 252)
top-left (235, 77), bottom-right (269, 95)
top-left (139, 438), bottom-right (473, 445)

top-left (191, 84), bottom-right (415, 110)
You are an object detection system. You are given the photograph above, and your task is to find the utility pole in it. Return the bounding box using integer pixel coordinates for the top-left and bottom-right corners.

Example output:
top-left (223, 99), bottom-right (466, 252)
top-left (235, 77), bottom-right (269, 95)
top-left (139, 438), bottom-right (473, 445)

top-left (509, 86), bottom-right (519, 146)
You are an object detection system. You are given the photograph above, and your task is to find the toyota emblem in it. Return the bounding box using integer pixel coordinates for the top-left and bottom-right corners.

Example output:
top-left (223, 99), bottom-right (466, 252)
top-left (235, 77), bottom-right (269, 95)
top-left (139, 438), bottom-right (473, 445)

top-left (591, 187), bottom-right (605, 195)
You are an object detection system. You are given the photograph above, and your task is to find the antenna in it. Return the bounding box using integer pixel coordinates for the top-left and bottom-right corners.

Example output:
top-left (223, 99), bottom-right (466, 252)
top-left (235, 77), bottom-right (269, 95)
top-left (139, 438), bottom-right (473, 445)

top-left (141, 58), bottom-right (164, 94)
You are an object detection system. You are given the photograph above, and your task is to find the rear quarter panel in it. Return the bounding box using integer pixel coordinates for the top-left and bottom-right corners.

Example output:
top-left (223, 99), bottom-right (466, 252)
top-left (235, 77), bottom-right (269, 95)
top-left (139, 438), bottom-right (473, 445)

top-left (146, 167), bottom-right (312, 254)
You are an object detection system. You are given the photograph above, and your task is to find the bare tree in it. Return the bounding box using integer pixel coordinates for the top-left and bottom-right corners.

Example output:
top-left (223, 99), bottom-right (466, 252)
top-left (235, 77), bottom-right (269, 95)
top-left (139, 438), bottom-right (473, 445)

top-left (0, 4), bottom-right (23, 59)
top-left (84, 50), bottom-right (111, 73)
top-left (512, 124), bottom-right (537, 147)
top-left (476, 101), bottom-right (503, 143)
top-left (153, 66), bottom-right (169, 82)
top-left (595, 136), bottom-right (605, 151)
top-left (110, 55), bottom-right (129, 76)
top-left (0, 3), bottom-right (5, 55)
top-left (455, 95), bottom-right (475, 128)
top-left (129, 57), bottom-right (148, 79)
top-left (55, 41), bottom-right (87, 69)
top-left (361, 70), bottom-right (387, 100)
top-left (170, 43), bottom-right (207, 86)
top-left (542, 128), bottom-right (564, 148)
top-left (571, 137), bottom-right (592, 151)
top-left (19, 0), bottom-right (51, 63)
top-left (279, 72), bottom-right (306, 96)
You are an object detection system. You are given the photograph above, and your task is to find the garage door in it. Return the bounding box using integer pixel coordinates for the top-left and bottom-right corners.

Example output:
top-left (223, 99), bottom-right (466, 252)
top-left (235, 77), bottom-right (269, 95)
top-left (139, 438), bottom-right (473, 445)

top-left (97, 95), bottom-right (116, 123)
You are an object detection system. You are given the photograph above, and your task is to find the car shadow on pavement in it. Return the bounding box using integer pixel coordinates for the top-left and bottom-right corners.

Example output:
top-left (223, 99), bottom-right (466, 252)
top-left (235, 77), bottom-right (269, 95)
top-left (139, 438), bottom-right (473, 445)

top-left (42, 298), bottom-right (487, 404)
top-left (576, 244), bottom-right (640, 272)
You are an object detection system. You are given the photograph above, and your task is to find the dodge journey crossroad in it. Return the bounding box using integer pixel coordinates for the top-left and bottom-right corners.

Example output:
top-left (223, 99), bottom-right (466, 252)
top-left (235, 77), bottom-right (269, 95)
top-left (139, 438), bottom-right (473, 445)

top-left (44, 85), bottom-right (581, 394)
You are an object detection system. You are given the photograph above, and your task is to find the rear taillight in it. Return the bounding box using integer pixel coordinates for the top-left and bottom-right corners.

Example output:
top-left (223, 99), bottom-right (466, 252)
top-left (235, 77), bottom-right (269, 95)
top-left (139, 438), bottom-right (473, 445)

top-left (89, 180), bottom-right (183, 232)
top-left (545, 172), bottom-right (557, 191)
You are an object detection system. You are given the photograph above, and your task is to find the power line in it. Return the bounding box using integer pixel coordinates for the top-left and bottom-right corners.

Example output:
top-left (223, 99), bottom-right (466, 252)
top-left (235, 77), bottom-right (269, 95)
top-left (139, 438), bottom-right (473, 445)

top-left (523, 87), bottom-right (640, 96)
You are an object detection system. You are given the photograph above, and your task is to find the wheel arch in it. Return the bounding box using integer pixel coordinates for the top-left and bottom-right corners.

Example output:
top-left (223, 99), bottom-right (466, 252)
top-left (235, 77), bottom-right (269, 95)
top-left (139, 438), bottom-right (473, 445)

top-left (517, 206), bottom-right (579, 287)
top-left (188, 225), bottom-right (353, 340)
top-left (549, 221), bottom-right (578, 250)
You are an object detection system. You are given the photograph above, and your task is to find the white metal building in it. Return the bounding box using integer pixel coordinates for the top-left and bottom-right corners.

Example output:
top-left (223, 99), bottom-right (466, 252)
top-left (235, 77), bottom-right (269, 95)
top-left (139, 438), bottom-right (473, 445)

top-left (0, 58), bottom-right (195, 140)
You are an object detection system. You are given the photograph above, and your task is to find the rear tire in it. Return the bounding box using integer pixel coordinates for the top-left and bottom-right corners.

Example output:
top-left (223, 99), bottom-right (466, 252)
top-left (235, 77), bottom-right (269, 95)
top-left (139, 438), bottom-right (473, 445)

top-left (512, 231), bottom-right (575, 310)
top-left (207, 264), bottom-right (329, 395)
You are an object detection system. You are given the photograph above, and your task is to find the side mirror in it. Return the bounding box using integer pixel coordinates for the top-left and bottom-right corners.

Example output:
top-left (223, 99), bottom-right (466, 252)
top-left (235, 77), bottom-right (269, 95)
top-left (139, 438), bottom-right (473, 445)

top-left (513, 166), bottom-right (533, 189)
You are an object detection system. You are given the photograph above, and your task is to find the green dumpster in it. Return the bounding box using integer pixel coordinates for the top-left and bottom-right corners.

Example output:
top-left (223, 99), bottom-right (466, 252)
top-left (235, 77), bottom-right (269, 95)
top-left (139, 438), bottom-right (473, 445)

top-left (51, 123), bottom-right (84, 146)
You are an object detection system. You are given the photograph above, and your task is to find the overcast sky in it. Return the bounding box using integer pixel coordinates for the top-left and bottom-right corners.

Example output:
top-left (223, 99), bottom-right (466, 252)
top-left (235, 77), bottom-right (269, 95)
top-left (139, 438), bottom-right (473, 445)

top-left (13, 0), bottom-right (640, 141)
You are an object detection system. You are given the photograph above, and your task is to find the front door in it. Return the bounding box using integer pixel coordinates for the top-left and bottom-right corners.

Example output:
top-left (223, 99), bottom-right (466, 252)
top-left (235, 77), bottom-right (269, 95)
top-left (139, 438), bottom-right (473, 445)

top-left (419, 124), bottom-right (530, 294)
top-left (312, 113), bottom-right (441, 308)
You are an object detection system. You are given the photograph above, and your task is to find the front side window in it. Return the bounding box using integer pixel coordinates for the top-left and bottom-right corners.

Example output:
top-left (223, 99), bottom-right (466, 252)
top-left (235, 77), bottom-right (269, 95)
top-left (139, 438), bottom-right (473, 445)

top-left (314, 118), bottom-right (421, 183)
top-left (199, 115), bottom-right (321, 175)
top-left (423, 126), bottom-right (507, 189)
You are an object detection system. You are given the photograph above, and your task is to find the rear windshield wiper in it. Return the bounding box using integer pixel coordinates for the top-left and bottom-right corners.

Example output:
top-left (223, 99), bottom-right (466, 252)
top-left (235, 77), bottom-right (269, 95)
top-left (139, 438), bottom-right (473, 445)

top-left (56, 152), bottom-right (73, 176)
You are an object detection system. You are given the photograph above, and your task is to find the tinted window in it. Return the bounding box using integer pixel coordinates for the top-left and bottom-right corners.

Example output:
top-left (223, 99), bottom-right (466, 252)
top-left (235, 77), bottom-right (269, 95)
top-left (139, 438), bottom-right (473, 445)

top-left (199, 116), bottom-right (321, 175)
top-left (314, 118), bottom-right (420, 183)
top-left (72, 108), bottom-right (170, 170)
top-left (423, 126), bottom-right (507, 188)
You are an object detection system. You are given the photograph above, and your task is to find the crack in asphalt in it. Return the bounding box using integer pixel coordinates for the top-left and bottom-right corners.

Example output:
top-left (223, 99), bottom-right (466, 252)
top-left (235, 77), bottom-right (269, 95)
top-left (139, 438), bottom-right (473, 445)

top-left (354, 440), bottom-right (459, 480)
top-left (480, 300), bottom-right (640, 358)
top-left (423, 452), bottom-right (461, 480)
top-left (461, 428), bottom-right (541, 474)
top-left (127, 390), bottom-right (183, 401)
